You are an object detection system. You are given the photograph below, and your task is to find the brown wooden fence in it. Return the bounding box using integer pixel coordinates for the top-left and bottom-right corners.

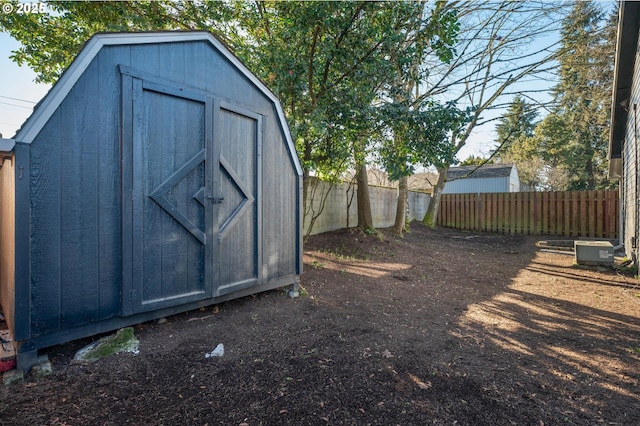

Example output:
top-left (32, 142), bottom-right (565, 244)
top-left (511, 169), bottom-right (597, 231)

top-left (437, 190), bottom-right (618, 238)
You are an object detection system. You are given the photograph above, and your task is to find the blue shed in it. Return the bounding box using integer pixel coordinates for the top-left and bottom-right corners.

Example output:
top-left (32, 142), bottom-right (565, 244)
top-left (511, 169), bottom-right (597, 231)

top-left (0, 32), bottom-right (303, 370)
top-left (443, 164), bottom-right (520, 194)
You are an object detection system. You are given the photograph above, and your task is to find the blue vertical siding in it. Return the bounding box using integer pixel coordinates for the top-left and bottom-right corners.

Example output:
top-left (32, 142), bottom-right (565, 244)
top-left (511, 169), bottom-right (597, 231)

top-left (20, 37), bottom-right (300, 342)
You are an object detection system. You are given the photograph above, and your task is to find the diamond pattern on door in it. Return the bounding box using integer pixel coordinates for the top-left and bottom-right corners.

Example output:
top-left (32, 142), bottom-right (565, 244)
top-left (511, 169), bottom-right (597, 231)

top-left (149, 149), bottom-right (207, 244)
top-left (218, 155), bottom-right (255, 241)
top-left (121, 73), bottom-right (212, 315)
top-left (213, 104), bottom-right (260, 296)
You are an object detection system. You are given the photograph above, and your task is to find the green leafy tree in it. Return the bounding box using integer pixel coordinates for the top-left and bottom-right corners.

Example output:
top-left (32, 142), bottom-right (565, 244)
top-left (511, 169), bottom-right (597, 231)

top-left (0, 1), bottom-right (236, 83)
top-left (233, 1), bottom-right (459, 232)
top-left (378, 100), bottom-right (470, 234)
top-left (459, 155), bottom-right (492, 166)
top-left (372, 1), bottom-right (461, 235)
top-left (494, 96), bottom-right (541, 190)
top-left (526, 114), bottom-right (572, 190)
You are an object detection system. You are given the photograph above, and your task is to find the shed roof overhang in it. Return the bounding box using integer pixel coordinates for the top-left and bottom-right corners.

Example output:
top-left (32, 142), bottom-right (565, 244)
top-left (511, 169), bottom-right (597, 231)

top-left (13, 31), bottom-right (303, 177)
top-left (446, 164), bottom-right (516, 180)
top-left (608, 1), bottom-right (640, 180)
top-left (0, 138), bottom-right (15, 153)
top-left (0, 138), bottom-right (14, 168)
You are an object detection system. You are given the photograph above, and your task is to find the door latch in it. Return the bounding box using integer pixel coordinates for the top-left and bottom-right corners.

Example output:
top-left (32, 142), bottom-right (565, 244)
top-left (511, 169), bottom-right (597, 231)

top-left (207, 196), bottom-right (225, 204)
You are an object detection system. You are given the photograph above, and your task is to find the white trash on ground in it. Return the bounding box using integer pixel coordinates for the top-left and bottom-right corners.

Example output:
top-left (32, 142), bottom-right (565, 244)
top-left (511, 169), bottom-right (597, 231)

top-left (205, 343), bottom-right (224, 358)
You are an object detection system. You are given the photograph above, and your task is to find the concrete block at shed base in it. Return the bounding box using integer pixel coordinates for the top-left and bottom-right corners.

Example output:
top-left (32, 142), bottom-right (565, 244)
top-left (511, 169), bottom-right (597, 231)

top-left (288, 281), bottom-right (300, 298)
top-left (30, 357), bottom-right (53, 378)
top-left (3, 369), bottom-right (24, 385)
top-left (574, 241), bottom-right (614, 266)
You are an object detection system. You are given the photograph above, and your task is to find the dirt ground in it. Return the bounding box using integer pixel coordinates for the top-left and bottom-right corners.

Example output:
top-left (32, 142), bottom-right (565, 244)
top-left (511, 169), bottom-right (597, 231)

top-left (1, 222), bottom-right (639, 425)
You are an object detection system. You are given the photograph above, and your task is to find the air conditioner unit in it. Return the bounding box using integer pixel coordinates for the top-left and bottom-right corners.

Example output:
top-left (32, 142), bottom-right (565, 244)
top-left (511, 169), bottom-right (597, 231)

top-left (574, 241), bottom-right (614, 266)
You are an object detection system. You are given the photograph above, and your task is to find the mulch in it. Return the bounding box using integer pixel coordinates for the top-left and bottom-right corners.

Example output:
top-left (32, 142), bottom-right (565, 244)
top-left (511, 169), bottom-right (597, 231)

top-left (0, 222), bottom-right (638, 425)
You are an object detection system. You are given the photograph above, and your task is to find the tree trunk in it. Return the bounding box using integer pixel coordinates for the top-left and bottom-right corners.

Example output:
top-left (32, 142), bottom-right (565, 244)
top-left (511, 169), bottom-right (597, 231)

top-left (585, 156), bottom-right (595, 189)
top-left (423, 166), bottom-right (449, 227)
top-left (393, 175), bottom-right (408, 235)
top-left (356, 162), bottom-right (374, 231)
top-left (301, 142), bottom-right (312, 214)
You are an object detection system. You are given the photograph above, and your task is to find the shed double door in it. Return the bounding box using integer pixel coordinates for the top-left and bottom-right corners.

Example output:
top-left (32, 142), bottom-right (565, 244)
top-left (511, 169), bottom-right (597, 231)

top-left (121, 73), bottom-right (261, 315)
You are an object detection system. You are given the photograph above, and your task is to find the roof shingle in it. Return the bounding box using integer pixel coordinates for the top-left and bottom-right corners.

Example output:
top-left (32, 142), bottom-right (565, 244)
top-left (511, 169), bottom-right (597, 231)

top-left (447, 164), bottom-right (515, 180)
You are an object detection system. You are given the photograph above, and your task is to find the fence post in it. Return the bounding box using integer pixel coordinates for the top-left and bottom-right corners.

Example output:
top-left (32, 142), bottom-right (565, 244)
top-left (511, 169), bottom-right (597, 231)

top-left (542, 192), bottom-right (549, 235)
top-left (596, 190), bottom-right (604, 238)
top-left (591, 190), bottom-right (597, 237)
top-left (606, 190), bottom-right (618, 238)
top-left (468, 193), bottom-right (472, 230)
top-left (571, 191), bottom-right (579, 237)
top-left (484, 193), bottom-right (490, 232)
top-left (532, 192), bottom-right (538, 235)
top-left (516, 192), bottom-right (523, 234)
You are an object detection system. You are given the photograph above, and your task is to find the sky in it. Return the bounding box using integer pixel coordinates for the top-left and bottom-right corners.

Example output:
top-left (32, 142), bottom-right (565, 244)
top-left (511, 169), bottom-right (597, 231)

top-left (0, 32), bottom-right (51, 139)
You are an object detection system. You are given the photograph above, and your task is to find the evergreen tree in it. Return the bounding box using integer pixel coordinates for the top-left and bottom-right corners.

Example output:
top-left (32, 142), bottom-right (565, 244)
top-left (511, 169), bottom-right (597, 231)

top-left (495, 95), bottom-right (538, 150)
top-left (498, 1), bottom-right (618, 192)
top-left (548, 0), bottom-right (616, 190)
top-left (459, 155), bottom-right (492, 166)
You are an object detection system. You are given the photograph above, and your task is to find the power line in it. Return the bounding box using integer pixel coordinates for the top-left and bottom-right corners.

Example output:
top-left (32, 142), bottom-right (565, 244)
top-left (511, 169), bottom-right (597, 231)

top-left (0, 95), bottom-right (37, 104)
top-left (0, 101), bottom-right (32, 109)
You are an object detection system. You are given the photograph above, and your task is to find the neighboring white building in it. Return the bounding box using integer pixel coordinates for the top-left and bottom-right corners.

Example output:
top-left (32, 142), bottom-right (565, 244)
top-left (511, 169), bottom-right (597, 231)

top-left (443, 164), bottom-right (520, 194)
top-left (608, 1), bottom-right (640, 261)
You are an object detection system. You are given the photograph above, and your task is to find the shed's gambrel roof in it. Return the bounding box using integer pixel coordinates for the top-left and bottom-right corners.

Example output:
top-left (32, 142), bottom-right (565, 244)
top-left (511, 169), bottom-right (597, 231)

top-left (13, 31), bottom-right (302, 176)
top-left (447, 164), bottom-right (515, 181)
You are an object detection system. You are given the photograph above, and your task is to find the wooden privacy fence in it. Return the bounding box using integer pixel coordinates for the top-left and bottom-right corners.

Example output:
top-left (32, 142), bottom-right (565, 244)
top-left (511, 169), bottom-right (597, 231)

top-left (437, 190), bottom-right (618, 238)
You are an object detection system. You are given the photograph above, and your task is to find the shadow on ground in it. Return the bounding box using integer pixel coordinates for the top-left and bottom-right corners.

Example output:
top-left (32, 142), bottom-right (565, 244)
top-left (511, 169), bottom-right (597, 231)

top-left (0, 222), bottom-right (638, 425)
